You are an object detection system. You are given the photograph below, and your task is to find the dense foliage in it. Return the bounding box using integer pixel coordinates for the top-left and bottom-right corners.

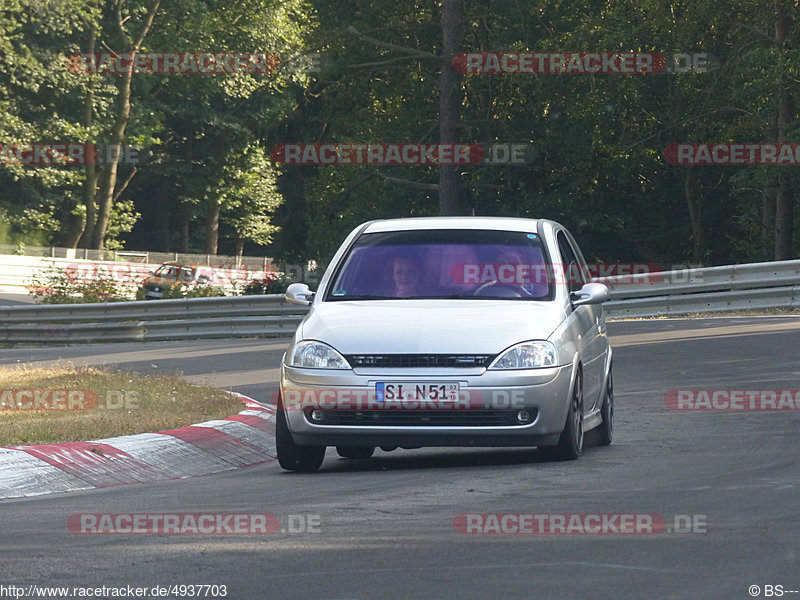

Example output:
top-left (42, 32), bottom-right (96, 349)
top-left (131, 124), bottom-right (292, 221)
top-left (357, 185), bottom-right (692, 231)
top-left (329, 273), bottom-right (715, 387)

top-left (1, 1), bottom-right (797, 266)
top-left (29, 263), bottom-right (132, 303)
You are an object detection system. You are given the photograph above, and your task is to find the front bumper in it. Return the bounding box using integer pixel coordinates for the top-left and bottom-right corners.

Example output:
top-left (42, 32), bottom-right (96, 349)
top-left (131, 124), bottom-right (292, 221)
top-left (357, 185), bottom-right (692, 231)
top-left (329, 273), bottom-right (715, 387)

top-left (280, 363), bottom-right (575, 447)
top-left (142, 285), bottom-right (164, 299)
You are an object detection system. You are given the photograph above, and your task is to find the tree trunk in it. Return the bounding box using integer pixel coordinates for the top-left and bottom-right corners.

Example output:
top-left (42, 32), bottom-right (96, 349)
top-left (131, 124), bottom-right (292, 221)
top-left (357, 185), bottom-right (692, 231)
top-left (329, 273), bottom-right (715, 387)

top-left (79, 169), bottom-right (99, 248)
top-left (438, 0), bottom-right (463, 216)
top-left (91, 0), bottom-right (160, 249)
top-left (774, 0), bottom-right (794, 260)
top-left (775, 171), bottom-right (793, 259)
top-left (92, 68), bottom-right (134, 250)
top-left (762, 184), bottom-right (776, 260)
top-left (235, 237), bottom-right (245, 258)
top-left (179, 205), bottom-right (190, 253)
top-left (154, 186), bottom-right (171, 251)
top-left (204, 199), bottom-right (220, 254)
top-left (685, 168), bottom-right (704, 264)
top-left (77, 27), bottom-right (97, 250)
top-left (61, 211), bottom-right (87, 249)
top-left (762, 112), bottom-right (777, 260)
top-left (774, 94), bottom-right (794, 259)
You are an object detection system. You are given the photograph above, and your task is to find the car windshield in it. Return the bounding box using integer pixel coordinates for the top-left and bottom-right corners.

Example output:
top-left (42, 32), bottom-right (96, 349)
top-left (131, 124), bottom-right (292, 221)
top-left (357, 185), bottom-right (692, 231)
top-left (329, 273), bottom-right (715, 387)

top-left (327, 229), bottom-right (552, 301)
top-left (154, 265), bottom-right (179, 278)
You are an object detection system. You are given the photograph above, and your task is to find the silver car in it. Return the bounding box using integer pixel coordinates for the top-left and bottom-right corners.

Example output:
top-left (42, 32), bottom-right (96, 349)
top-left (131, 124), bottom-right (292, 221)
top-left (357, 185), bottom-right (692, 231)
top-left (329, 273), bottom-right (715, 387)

top-left (278, 217), bottom-right (613, 472)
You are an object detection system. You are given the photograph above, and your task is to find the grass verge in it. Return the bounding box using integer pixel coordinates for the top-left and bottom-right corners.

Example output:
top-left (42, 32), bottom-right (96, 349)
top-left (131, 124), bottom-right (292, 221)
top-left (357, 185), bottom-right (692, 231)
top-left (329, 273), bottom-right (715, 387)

top-left (0, 365), bottom-right (244, 446)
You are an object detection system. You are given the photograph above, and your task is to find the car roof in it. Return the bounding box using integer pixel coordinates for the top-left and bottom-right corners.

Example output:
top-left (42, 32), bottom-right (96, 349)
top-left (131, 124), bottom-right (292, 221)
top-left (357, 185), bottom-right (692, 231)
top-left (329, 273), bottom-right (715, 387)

top-left (362, 216), bottom-right (558, 234)
top-left (158, 262), bottom-right (213, 269)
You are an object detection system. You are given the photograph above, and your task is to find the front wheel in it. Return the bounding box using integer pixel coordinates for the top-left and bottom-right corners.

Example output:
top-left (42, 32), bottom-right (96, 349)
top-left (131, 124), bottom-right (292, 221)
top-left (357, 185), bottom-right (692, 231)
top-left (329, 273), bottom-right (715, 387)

top-left (276, 398), bottom-right (325, 472)
top-left (596, 365), bottom-right (613, 446)
top-left (541, 370), bottom-right (583, 461)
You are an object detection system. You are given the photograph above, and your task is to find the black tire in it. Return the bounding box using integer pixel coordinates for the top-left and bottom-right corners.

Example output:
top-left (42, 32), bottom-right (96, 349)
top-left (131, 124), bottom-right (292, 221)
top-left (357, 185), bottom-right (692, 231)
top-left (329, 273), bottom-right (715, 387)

top-left (336, 446), bottom-right (376, 459)
top-left (541, 369), bottom-right (584, 460)
top-left (275, 398), bottom-right (325, 472)
top-left (596, 364), bottom-right (613, 446)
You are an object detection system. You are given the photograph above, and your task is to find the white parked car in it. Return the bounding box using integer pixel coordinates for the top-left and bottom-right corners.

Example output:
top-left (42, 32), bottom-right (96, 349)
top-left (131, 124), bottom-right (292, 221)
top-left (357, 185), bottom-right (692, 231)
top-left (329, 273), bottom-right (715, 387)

top-left (278, 217), bottom-right (613, 472)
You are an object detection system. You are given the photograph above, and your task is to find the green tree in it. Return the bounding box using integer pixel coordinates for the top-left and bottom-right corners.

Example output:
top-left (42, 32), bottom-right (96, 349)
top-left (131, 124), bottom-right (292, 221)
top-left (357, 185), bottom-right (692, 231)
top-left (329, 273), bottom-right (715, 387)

top-left (0, 0), bottom-right (102, 247)
top-left (221, 146), bottom-right (282, 256)
top-left (124, 0), bottom-right (314, 254)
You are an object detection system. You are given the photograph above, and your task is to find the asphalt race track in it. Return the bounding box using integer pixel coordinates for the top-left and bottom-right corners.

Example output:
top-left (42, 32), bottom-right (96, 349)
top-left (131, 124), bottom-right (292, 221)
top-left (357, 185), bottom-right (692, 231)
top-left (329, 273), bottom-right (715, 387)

top-left (1, 316), bottom-right (799, 600)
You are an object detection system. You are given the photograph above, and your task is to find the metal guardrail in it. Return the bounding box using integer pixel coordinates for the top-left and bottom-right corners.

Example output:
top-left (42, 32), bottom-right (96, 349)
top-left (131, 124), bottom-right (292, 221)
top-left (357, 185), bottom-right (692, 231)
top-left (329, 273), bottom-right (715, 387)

top-left (0, 260), bottom-right (798, 344)
top-left (605, 285), bottom-right (800, 318)
top-left (602, 259), bottom-right (800, 318)
top-left (0, 295), bottom-right (306, 344)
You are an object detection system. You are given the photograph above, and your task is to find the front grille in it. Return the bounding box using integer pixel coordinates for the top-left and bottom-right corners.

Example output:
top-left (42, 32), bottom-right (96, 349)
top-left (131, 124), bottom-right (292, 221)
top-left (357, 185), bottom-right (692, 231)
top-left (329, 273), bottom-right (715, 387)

top-left (305, 409), bottom-right (534, 427)
top-left (345, 354), bottom-right (495, 369)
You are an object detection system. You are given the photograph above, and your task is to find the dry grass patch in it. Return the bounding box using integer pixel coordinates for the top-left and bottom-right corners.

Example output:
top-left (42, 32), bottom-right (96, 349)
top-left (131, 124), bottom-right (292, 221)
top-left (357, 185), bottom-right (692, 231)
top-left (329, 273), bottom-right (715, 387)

top-left (0, 365), bottom-right (243, 446)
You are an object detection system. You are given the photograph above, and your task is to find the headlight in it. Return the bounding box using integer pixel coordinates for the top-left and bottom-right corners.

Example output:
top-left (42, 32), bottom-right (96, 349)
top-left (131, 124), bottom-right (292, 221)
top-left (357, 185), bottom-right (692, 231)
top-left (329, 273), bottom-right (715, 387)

top-left (489, 341), bottom-right (557, 370)
top-left (289, 341), bottom-right (351, 369)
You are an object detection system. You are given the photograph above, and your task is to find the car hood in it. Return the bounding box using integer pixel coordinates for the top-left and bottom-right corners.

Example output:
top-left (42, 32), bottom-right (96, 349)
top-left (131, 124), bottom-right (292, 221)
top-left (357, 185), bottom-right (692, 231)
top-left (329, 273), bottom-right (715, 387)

top-left (299, 300), bottom-right (565, 354)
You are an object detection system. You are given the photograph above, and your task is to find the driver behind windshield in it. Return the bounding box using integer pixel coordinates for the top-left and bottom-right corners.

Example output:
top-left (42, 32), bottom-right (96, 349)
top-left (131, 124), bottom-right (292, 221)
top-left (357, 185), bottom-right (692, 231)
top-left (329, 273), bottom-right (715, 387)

top-left (390, 255), bottom-right (421, 297)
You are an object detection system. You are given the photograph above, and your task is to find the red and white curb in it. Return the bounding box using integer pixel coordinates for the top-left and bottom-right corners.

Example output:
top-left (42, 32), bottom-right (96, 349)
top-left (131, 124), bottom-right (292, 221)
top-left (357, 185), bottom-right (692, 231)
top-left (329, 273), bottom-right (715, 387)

top-left (0, 393), bottom-right (276, 500)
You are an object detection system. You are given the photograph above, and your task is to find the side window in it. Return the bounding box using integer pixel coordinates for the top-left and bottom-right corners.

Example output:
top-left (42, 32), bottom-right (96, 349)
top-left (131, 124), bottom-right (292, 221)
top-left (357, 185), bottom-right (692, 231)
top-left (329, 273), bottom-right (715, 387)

top-left (556, 231), bottom-right (584, 292)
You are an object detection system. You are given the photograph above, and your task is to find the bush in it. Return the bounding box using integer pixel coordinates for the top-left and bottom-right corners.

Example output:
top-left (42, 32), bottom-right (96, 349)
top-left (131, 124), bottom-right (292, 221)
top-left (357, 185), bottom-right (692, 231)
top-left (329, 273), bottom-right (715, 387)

top-left (29, 264), bottom-right (132, 304)
top-left (181, 285), bottom-right (227, 298)
top-left (242, 273), bottom-right (294, 295)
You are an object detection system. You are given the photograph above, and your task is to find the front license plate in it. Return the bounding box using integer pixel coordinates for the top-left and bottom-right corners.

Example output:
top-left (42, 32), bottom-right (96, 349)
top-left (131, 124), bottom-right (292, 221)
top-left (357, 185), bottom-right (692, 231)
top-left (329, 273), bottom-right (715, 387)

top-left (375, 382), bottom-right (460, 403)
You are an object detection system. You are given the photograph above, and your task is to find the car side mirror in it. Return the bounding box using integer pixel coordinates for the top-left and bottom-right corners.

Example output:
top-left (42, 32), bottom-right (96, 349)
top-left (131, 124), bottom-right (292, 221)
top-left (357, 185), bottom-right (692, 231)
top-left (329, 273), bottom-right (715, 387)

top-left (570, 282), bottom-right (610, 307)
top-left (286, 282), bottom-right (314, 306)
